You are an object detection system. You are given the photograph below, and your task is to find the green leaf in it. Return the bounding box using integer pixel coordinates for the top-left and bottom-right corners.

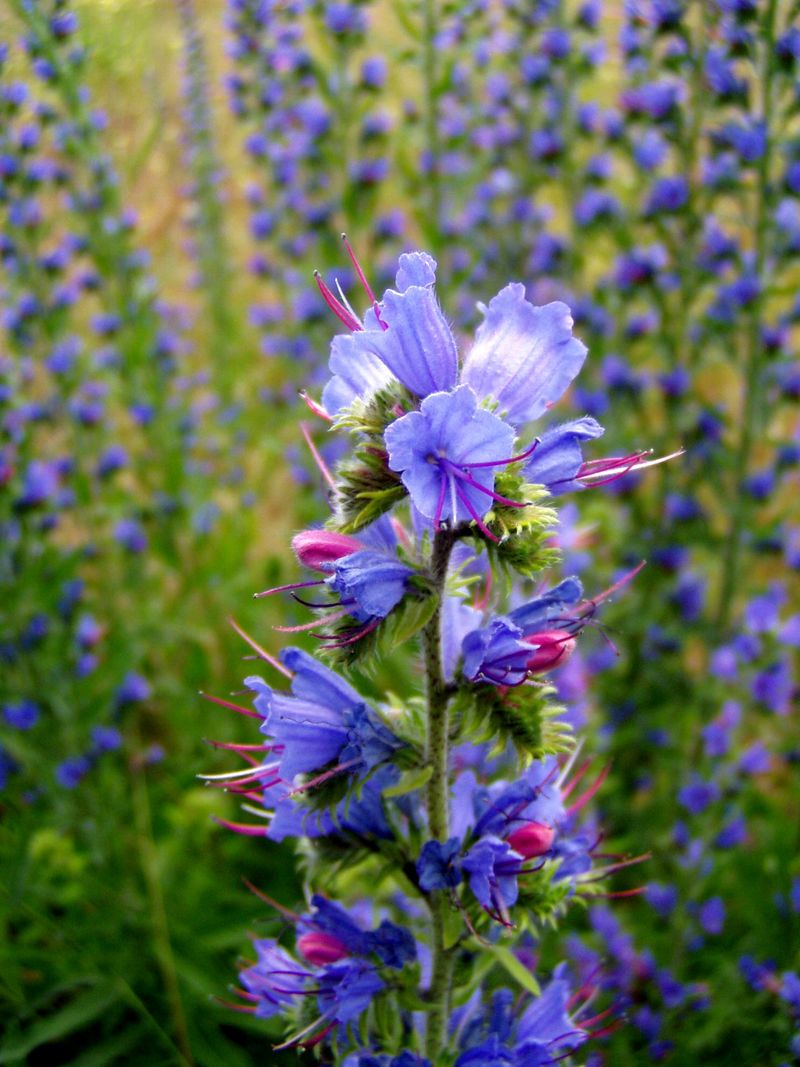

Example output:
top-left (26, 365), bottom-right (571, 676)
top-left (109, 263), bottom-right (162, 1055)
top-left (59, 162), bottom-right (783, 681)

top-left (383, 764), bottom-right (433, 798)
top-left (383, 593), bottom-right (437, 650)
top-left (442, 904), bottom-right (465, 951)
top-left (0, 984), bottom-right (121, 1063)
top-left (480, 943), bottom-right (541, 997)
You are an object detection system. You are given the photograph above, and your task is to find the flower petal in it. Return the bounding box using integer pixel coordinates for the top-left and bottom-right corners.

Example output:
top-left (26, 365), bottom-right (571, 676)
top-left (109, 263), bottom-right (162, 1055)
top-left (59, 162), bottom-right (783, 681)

top-left (462, 285), bottom-right (587, 426)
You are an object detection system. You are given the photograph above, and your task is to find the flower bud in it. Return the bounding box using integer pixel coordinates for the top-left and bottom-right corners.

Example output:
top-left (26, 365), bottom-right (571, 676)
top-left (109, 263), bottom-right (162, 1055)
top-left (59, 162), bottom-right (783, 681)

top-left (506, 821), bottom-right (555, 859)
top-left (291, 530), bottom-right (364, 572)
top-left (523, 629), bottom-right (576, 674)
top-left (296, 931), bottom-right (350, 965)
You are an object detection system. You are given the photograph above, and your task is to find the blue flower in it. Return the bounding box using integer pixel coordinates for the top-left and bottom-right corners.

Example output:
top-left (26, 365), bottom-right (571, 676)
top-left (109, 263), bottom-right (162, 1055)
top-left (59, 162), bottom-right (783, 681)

top-left (384, 385), bottom-right (516, 535)
top-left (321, 252), bottom-right (587, 431)
top-left (302, 895), bottom-right (416, 969)
top-left (417, 837), bottom-right (463, 891)
top-left (460, 285), bottom-right (587, 428)
top-left (523, 418), bottom-right (604, 493)
top-left (455, 966), bottom-right (587, 1065)
top-left (241, 941), bottom-right (307, 1020)
top-left (462, 836), bottom-right (524, 918)
top-left (461, 579), bottom-right (585, 686)
top-left (316, 958), bottom-right (385, 1026)
top-left (3, 699), bottom-right (40, 730)
top-left (246, 648), bottom-right (402, 781)
top-left (326, 549), bottom-right (415, 621)
top-left (461, 617), bottom-right (532, 687)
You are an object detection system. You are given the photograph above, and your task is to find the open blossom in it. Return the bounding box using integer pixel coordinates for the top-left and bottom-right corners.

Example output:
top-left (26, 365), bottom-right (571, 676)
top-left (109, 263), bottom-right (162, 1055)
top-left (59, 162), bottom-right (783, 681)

top-left (320, 252), bottom-right (586, 425)
top-left (454, 967), bottom-right (588, 1066)
top-left (245, 647), bottom-right (402, 781)
top-left (384, 385), bottom-right (517, 532)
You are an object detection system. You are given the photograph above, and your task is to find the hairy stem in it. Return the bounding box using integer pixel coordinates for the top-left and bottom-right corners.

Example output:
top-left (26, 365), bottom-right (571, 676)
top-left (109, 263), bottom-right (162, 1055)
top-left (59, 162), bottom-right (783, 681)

top-left (423, 528), bottom-right (455, 1058)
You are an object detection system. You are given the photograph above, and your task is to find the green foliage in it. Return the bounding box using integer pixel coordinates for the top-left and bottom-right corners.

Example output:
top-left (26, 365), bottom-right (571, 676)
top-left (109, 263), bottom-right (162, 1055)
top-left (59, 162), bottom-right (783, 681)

top-left (321, 587), bottom-right (436, 672)
top-left (458, 682), bottom-right (573, 763)
top-left (484, 477), bottom-right (560, 578)
top-left (329, 382), bottom-right (417, 534)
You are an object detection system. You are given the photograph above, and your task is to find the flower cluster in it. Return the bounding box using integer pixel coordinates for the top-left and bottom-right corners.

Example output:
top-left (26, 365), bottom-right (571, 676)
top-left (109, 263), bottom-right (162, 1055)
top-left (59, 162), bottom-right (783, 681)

top-left (209, 249), bottom-right (662, 1061)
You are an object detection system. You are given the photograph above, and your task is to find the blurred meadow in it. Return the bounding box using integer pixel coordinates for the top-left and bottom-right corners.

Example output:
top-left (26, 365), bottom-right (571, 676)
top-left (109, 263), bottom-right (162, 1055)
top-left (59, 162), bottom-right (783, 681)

top-left (1, 0), bottom-right (799, 1065)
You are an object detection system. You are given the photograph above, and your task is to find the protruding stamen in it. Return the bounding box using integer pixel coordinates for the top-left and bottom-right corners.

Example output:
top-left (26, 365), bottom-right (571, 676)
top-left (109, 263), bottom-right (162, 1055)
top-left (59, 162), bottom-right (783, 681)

top-left (463, 437), bottom-right (541, 468)
top-left (254, 579), bottom-right (324, 599)
top-left (313, 270), bottom-right (362, 331)
top-left (212, 817), bottom-right (269, 836)
top-left (228, 617), bottom-right (293, 678)
top-left (578, 447), bottom-right (685, 485)
top-left (300, 422), bottom-right (336, 489)
top-left (198, 690), bottom-right (261, 720)
top-left (341, 232), bottom-right (387, 329)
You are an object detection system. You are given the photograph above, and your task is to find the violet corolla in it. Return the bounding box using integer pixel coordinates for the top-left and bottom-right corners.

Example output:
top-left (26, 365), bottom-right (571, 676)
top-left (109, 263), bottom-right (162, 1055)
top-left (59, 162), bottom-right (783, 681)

top-left (204, 248), bottom-right (662, 1062)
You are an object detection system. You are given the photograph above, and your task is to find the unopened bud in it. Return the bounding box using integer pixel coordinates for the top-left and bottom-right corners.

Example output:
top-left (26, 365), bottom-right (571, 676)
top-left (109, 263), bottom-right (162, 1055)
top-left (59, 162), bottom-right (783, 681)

top-left (523, 629), bottom-right (576, 674)
top-left (291, 530), bottom-right (364, 572)
top-left (296, 931), bottom-right (350, 965)
top-left (507, 821), bottom-right (555, 859)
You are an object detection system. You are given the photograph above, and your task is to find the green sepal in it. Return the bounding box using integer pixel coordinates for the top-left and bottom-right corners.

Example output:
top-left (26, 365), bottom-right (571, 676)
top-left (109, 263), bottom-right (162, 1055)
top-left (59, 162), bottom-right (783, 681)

top-left (456, 681), bottom-right (573, 762)
top-left (383, 764), bottom-right (433, 798)
top-left (321, 589), bottom-right (435, 671)
top-left (484, 477), bottom-right (560, 578)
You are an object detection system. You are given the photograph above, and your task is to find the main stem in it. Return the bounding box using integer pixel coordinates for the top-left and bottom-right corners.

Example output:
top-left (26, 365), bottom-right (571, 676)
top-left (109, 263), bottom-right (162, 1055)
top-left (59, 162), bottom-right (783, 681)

top-left (423, 528), bottom-right (455, 1059)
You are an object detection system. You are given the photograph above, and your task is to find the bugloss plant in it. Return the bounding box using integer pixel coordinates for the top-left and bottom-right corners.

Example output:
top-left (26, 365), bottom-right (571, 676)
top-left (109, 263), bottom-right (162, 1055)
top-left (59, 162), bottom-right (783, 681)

top-left (211, 249), bottom-right (667, 1062)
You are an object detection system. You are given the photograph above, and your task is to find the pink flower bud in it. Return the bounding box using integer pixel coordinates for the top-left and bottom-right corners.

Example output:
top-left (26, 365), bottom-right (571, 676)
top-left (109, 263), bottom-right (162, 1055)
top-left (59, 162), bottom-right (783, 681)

top-left (523, 629), bottom-right (576, 674)
top-left (507, 821), bottom-right (555, 859)
top-left (291, 530), bottom-right (364, 572)
top-left (296, 931), bottom-right (350, 965)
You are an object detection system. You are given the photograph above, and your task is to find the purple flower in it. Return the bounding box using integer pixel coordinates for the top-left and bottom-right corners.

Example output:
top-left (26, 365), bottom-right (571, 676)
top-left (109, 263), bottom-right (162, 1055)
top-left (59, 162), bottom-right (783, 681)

top-left (678, 775), bottom-right (719, 815)
top-left (56, 755), bottom-right (91, 789)
top-left (462, 836), bottom-right (524, 918)
top-left (3, 699), bottom-right (40, 730)
top-left (460, 285), bottom-right (586, 427)
top-left (321, 251), bottom-right (587, 433)
top-left (384, 385), bottom-right (516, 537)
top-left (698, 897), bottom-right (726, 935)
top-left (417, 837), bottom-right (463, 891)
top-left (316, 958), bottom-right (384, 1026)
top-left (523, 417), bottom-right (604, 493)
top-left (116, 672), bottom-right (151, 705)
top-left (240, 941), bottom-right (307, 1020)
top-left (461, 616), bottom-right (533, 687)
top-left (245, 648), bottom-right (401, 781)
top-left (326, 550), bottom-right (414, 621)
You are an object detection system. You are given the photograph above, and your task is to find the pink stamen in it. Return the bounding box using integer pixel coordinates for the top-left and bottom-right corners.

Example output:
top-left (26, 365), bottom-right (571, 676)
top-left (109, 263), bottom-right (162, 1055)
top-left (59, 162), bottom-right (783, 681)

top-left (228, 618), bottom-right (293, 678)
top-left (341, 232), bottom-right (386, 329)
top-left (242, 878), bottom-right (301, 919)
top-left (212, 817), bottom-right (269, 836)
top-left (317, 616), bottom-right (382, 647)
top-left (560, 758), bottom-right (593, 800)
top-left (214, 997), bottom-right (257, 1014)
top-left (567, 762), bottom-right (612, 817)
top-left (443, 460), bottom-right (527, 508)
top-left (433, 472), bottom-right (448, 530)
top-left (300, 421), bottom-right (336, 490)
top-left (300, 391), bottom-right (333, 422)
top-left (198, 690), bottom-right (260, 720)
top-left (205, 740), bottom-right (271, 752)
top-left (313, 270), bottom-right (362, 331)
top-left (462, 437), bottom-right (541, 468)
top-left (254, 579), bottom-right (324, 599)
top-left (288, 758), bottom-right (361, 796)
top-left (454, 480), bottom-right (500, 542)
